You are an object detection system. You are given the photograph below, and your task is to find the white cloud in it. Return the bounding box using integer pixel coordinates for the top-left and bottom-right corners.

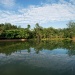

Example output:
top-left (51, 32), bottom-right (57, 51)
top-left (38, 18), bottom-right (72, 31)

top-left (59, 0), bottom-right (75, 5)
top-left (0, 0), bottom-right (16, 8)
top-left (0, 1), bottom-right (75, 27)
top-left (18, 3), bottom-right (75, 24)
top-left (70, 0), bottom-right (75, 4)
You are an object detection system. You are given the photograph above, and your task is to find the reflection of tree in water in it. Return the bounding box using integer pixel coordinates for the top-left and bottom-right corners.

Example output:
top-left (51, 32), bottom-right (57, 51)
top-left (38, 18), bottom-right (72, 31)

top-left (0, 41), bottom-right (31, 55)
top-left (63, 40), bottom-right (75, 56)
top-left (0, 40), bottom-right (75, 55)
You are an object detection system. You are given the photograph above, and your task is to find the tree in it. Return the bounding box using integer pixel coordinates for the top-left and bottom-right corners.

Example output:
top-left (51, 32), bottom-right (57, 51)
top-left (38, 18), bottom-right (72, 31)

top-left (34, 23), bottom-right (43, 40)
top-left (67, 21), bottom-right (75, 38)
top-left (27, 24), bottom-right (30, 30)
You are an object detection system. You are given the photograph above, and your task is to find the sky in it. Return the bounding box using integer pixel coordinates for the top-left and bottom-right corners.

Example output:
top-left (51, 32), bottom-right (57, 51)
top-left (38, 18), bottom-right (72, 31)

top-left (0, 0), bottom-right (75, 29)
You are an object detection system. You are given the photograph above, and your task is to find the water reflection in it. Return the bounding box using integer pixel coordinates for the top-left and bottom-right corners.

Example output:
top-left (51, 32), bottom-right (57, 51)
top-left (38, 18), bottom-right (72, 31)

top-left (0, 40), bottom-right (75, 75)
top-left (0, 40), bottom-right (75, 56)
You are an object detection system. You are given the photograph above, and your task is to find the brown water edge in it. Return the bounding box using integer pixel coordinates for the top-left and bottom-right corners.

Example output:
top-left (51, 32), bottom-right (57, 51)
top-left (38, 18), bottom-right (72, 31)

top-left (0, 39), bottom-right (27, 42)
top-left (0, 38), bottom-right (75, 42)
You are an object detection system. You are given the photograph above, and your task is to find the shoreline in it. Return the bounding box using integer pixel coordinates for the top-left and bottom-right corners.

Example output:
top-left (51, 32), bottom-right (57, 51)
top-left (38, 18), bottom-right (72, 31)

top-left (0, 38), bottom-right (74, 42)
top-left (0, 39), bottom-right (27, 42)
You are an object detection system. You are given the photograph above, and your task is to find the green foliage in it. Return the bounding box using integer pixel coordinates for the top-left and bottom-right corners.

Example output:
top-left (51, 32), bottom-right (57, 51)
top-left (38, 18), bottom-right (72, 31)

top-left (0, 21), bottom-right (75, 39)
top-left (0, 23), bottom-right (32, 39)
top-left (67, 21), bottom-right (75, 37)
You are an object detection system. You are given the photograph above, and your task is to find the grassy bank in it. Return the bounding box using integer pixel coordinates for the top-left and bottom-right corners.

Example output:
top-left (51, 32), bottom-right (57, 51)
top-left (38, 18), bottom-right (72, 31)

top-left (41, 38), bottom-right (72, 40)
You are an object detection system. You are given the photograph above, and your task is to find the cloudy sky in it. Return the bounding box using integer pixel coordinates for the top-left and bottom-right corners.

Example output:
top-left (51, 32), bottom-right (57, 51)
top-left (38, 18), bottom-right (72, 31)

top-left (0, 0), bottom-right (75, 28)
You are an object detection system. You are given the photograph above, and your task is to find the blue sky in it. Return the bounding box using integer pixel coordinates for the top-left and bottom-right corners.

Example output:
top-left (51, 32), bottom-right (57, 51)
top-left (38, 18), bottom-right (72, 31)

top-left (0, 0), bottom-right (75, 29)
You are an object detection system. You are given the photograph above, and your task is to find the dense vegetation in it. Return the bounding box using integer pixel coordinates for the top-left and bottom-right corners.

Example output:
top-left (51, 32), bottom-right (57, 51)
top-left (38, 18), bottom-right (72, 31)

top-left (0, 21), bottom-right (75, 40)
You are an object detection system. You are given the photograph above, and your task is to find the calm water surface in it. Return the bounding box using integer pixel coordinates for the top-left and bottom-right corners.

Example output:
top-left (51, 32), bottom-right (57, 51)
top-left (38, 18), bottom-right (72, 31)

top-left (0, 40), bottom-right (75, 75)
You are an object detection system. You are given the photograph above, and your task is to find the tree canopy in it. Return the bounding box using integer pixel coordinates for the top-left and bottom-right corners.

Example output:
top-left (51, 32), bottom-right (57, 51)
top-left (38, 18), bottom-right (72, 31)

top-left (0, 21), bottom-right (75, 40)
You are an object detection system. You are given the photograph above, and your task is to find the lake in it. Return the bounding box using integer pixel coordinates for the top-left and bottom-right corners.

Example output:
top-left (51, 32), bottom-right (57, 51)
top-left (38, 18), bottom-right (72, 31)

top-left (0, 40), bottom-right (75, 75)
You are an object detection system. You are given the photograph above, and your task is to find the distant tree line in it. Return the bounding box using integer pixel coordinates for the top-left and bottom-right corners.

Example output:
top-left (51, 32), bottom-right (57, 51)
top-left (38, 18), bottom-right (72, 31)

top-left (0, 21), bottom-right (75, 39)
